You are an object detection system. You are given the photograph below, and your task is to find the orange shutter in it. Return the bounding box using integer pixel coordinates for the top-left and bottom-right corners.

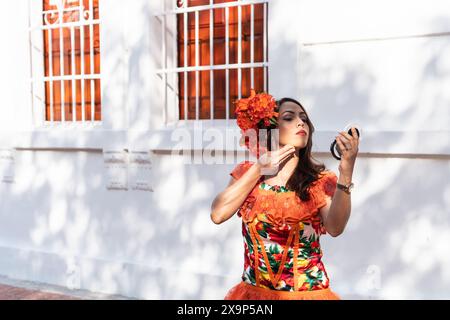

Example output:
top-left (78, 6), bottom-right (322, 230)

top-left (177, 0), bottom-right (266, 120)
top-left (43, 0), bottom-right (101, 122)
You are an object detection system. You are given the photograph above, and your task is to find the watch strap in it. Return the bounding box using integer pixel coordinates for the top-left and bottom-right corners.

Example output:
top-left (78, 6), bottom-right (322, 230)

top-left (337, 182), bottom-right (352, 194)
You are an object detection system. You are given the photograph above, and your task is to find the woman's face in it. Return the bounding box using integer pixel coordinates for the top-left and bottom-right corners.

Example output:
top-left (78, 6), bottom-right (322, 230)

top-left (277, 102), bottom-right (310, 149)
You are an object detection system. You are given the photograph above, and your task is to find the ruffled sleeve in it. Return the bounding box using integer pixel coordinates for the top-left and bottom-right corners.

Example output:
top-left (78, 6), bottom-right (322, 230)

top-left (230, 160), bottom-right (255, 180)
top-left (310, 170), bottom-right (338, 235)
top-left (314, 170), bottom-right (338, 210)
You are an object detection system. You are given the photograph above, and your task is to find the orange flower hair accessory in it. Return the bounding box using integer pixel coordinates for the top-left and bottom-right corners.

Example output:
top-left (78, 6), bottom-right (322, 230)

top-left (233, 89), bottom-right (279, 158)
top-left (234, 89), bottom-right (278, 130)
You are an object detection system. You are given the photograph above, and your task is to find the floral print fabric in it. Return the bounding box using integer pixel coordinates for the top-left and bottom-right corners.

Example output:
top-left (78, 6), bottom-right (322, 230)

top-left (229, 161), bottom-right (338, 292)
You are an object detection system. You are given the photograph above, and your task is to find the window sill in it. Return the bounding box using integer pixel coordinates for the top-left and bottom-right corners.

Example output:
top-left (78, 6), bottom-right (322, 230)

top-left (1, 128), bottom-right (448, 156)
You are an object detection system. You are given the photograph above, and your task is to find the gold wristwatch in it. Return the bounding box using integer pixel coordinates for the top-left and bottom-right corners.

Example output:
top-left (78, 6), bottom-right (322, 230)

top-left (336, 182), bottom-right (354, 194)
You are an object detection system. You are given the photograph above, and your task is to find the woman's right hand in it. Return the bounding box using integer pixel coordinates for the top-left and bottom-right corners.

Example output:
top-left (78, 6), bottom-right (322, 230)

top-left (256, 144), bottom-right (296, 175)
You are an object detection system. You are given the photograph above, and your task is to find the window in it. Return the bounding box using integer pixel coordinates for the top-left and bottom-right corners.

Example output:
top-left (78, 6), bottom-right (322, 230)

top-left (40, 0), bottom-right (101, 123)
top-left (157, 0), bottom-right (268, 123)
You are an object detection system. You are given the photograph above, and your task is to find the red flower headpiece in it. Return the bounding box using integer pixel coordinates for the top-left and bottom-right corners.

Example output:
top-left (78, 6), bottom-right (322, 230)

top-left (233, 89), bottom-right (279, 158)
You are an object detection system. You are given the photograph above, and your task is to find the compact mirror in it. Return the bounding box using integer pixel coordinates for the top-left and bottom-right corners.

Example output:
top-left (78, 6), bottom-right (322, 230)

top-left (330, 123), bottom-right (362, 160)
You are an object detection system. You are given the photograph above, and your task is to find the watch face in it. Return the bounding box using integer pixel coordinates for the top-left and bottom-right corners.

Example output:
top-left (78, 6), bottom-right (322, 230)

top-left (348, 183), bottom-right (354, 191)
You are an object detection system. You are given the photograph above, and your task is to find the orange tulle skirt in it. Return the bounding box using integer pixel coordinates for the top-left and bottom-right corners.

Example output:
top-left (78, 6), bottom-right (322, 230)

top-left (224, 281), bottom-right (341, 300)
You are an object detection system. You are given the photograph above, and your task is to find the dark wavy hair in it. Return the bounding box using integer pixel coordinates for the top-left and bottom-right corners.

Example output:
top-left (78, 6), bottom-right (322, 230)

top-left (263, 97), bottom-right (328, 201)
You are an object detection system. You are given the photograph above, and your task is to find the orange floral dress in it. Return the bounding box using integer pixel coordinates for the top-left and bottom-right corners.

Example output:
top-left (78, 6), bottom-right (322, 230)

top-left (224, 161), bottom-right (341, 300)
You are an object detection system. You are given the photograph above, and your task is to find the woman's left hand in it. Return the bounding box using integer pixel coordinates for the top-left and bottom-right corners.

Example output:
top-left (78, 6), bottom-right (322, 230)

top-left (335, 127), bottom-right (360, 176)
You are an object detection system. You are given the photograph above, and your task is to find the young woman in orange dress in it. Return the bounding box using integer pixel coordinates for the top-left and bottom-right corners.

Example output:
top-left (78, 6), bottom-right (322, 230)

top-left (210, 90), bottom-right (360, 300)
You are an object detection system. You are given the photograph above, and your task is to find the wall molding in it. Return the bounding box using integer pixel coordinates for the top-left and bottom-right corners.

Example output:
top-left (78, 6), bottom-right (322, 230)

top-left (0, 129), bottom-right (449, 156)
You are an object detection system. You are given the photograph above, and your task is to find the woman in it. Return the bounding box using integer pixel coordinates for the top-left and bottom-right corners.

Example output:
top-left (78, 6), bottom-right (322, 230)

top-left (210, 95), bottom-right (360, 300)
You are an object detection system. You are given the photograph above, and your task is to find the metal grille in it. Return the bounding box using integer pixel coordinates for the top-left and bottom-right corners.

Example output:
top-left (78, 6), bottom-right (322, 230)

top-left (29, 0), bottom-right (101, 125)
top-left (156, 0), bottom-right (269, 123)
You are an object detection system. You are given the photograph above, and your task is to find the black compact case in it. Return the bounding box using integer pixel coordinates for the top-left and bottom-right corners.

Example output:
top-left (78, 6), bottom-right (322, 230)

top-left (330, 127), bottom-right (361, 160)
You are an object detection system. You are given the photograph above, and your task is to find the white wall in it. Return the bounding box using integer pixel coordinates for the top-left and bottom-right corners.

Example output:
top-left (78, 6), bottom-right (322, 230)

top-left (0, 1), bottom-right (31, 133)
top-left (272, 0), bottom-right (450, 299)
top-left (0, 0), bottom-right (449, 299)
